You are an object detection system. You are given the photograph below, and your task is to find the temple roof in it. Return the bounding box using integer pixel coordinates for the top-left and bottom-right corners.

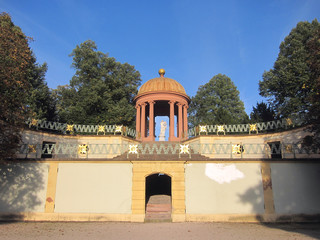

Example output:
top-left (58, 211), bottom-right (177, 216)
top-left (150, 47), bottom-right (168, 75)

top-left (136, 69), bottom-right (187, 97)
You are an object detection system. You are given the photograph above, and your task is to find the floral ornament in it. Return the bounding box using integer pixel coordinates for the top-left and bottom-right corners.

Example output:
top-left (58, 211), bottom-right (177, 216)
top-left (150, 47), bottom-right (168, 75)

top-left (199, 125), bottom-right (207, 134)
top-left (216, 125), bottom-right (225, 135)
top-left (28, 145), bottom-right (37, 153)
top-left (232, 144), bottom-right (244, 154)
top-left (128, 144), bottom-right (138, 154)
top-left (114, 125), bottom-right (123, 134)
top-left (97, 125), bottom-right (105, 135)
top-left (286, 118), bottom-right (293, 126)
top-left (285, 144), bottom-right (293, 153)
top-left (30, 119), bottom-right (38, 128)
top-left (180, 144), bottom-right (190, 154)
top-left (249, 124), bottom-right (258, 134)
top-left (78, 144), bottom-right (88, 154)
top-left (66, 124), bottom-right (74, 133)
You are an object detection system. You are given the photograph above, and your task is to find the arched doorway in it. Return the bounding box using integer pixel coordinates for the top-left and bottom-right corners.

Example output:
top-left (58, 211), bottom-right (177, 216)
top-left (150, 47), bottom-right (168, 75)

top-left (145, 173), bottom-right (172, 221)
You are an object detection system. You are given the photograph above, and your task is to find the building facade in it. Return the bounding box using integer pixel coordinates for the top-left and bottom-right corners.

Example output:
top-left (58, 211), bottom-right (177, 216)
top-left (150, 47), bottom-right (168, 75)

top-left (0, 70), bottom-right (319, 222)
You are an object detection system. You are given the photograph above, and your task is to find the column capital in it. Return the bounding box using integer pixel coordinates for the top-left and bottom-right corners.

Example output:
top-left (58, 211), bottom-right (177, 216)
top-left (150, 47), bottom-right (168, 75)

top-left (148, 100), bottom-right (155, 105)
top-left (140, 102), bottom-right (147, 107)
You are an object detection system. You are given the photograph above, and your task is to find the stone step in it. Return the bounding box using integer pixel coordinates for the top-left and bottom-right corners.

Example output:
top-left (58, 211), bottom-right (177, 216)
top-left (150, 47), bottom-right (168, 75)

top-left (146, 204), bottom-right (171, 212)
top-left (145, 218), bottom-right (172, 223)
top-left (145, 194), bottom-right (172, 222)
top-left (147, 195), bottom-right (171, 204)
top-left (145, 213), bottom-right (171, 219)
top-left (145, 213), bottom-right (172, 222)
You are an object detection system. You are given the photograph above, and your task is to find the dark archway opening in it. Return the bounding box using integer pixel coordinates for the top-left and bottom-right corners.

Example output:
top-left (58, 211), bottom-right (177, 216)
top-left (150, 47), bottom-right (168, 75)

top-left (145, 173), bottom-right (171, 205)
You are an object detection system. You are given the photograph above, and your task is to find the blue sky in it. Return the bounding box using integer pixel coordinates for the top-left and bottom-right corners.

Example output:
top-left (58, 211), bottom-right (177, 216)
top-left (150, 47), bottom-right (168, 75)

top-left (1, 0), bottom-right (320, 115)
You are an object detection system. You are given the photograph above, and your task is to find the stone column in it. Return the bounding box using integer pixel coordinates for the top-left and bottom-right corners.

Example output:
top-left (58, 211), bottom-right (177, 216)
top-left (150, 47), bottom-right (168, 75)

top-left (141, 103), bottom-right (146, 140)
top-left (183, 105), bottom-right (188, 139)
top-left (169, 101), bottom-right (175, 141)
top-left (177, 103), bottom-right (183, 140)
top-left (148, 101), bottom-right (155, 141)
top-left (135, 104), bottom-right (141, 139)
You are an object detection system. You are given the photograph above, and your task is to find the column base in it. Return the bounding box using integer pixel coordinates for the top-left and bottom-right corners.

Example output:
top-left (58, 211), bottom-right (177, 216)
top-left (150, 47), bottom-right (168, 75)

top-left (168, 136), bottom-right (180, 142)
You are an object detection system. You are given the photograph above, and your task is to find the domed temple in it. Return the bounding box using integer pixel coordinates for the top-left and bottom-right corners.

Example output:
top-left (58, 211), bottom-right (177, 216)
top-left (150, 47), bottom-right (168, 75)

top-left (134, 69), bottom-right (190, 141)
top-left (0, 69), bottom-right (319, 223)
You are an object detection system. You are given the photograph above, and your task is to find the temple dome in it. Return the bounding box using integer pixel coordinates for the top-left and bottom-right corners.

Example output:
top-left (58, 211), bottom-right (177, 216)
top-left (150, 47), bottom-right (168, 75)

top-left (137, 69), bottom-right (187, 97)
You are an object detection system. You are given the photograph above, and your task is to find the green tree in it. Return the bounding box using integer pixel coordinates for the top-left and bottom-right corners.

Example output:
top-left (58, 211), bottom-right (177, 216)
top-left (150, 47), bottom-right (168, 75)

top-left (28, 57), bottom-right (56, 121)
top-left (55, 40), bottom-right (141, 127)
top-left (0, 12), bottom-right (33, 159)
top-left (259, 19), bottom-right (320, 121)
top-left (189, 74), bottom-right (248, 126)
top-left (305, 22), bottom-right (320, 147)
top-left (250, 101), bottom-right (275, 123)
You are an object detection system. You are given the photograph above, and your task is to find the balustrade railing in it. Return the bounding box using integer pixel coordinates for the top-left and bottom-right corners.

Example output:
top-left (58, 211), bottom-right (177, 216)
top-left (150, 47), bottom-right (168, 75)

top-left (26, 119), bottom-right (136, 138)
top-left (188, 118), bottom-right (300, 137)
top-left (26, 117), bottom-right (302, 139)
top-left (19, 142), bottom-right (319, 159)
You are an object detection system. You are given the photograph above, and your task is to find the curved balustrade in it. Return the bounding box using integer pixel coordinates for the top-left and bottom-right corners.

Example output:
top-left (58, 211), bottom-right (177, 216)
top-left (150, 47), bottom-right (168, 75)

top-left (188, 118), bottom-right (300, 137)
top-left (26, 119), bottom-right (136, 138)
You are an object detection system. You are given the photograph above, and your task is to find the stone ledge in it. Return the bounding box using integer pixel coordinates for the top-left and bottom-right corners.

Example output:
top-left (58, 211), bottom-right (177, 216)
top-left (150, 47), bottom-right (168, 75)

top-left (185, 214), bottom-right (320, 223)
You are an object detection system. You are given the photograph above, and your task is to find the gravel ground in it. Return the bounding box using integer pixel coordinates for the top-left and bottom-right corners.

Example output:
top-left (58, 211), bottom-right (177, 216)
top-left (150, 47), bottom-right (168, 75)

top-left (0, 222), bottom-right (320, 240)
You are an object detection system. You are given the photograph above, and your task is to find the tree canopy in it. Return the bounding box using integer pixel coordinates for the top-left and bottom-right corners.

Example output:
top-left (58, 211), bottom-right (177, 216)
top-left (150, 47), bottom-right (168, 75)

top-left (0, 12), bottom-right (33, 159)
top-left (55, 40), bottom-right (141, 127)
top-left (250, 101), bottom-right (276, 123)
top-left (259, 19), bottom-right (320, 121)
top-left (189, 74), bottom-right (248, 126)
top-left (305, 21), bottom-right (320, 146)
top-left (27, 57), bottom-right (56, 121)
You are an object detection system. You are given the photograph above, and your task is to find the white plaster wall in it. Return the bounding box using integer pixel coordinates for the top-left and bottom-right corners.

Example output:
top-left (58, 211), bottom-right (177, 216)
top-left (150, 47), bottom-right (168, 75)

top-left (54, 163), bottom-right (132, 213)
top-left (0, 162), bottom-right (49, 212)
top-left (271, 163), bottom-right (320, 214)
top-left (185, 163), bottom-right (264, 214)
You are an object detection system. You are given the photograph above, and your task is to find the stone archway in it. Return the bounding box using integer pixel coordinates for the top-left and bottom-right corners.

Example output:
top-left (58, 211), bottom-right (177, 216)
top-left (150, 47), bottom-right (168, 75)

top-left (145, 173), bottom-right (171, 203)
top-left (131, 161), bottom-right (186, 222)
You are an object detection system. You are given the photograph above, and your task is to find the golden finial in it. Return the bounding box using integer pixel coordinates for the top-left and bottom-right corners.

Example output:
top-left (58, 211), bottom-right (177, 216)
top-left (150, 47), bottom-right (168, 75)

top-left (158, 68), bottom-right (165, 77)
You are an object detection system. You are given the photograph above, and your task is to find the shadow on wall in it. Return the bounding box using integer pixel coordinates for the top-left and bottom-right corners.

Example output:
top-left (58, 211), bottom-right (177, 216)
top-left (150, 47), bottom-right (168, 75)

top-left (237, 179), bottom-right (264, 214)
top-left (238, 164), bottom-right (320, 240)
top-left (0, 162), bottom-right (46, 215)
